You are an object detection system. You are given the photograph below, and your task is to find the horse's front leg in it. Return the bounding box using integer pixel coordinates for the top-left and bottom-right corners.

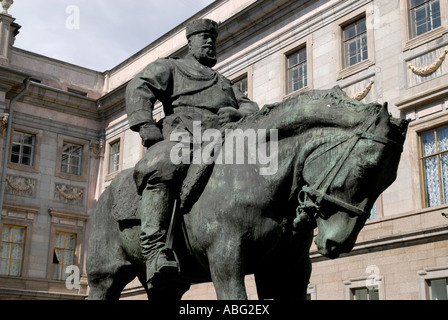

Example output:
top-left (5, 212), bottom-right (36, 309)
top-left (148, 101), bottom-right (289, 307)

top-left (207, 239), bottom-right (247, 300)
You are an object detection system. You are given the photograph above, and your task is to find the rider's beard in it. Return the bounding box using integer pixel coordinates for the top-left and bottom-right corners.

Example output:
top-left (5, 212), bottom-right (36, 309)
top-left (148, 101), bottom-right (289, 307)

top-left (193, 47), bottom-right (217, 68)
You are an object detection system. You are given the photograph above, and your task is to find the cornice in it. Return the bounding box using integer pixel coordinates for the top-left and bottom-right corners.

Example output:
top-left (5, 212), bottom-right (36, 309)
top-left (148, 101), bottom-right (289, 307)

top-left (310, 225), bottom-right (448, 262)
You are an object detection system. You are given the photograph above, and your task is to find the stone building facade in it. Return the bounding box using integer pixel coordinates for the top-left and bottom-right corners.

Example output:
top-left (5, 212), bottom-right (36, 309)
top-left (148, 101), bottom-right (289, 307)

top-left (0, 0), bottom-right (448, 300)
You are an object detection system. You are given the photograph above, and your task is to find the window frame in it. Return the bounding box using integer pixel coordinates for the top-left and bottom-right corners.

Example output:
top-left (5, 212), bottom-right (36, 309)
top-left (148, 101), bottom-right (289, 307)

top-left (105, 134), bottom-right (124, 181)
top-left (418, 125), bottom-right (448, 207)
top-left (0, 224), bottom-right (26, 277)
top-left (55, 135), bottom-right (89, 182)
top-left (10, 131), bottom-right (35, 167)
top-left (409, 0), bottom-right (442, 38)
top-left (401, 0), bottom-right (448, 51)
top-left (343, 274), bottom-right (385, 300)
top-left (418, 266), bottom-right (448, 299)
top-left (61, 142), bottom-right (83, 176)
top-left (7, 126), bottom-right (41, 174)
top-left (47, 208), bottom-right (86, 281)
top-left (286, 46), bottom-right (308, 95)
top-left (229, 66), bottom-right (254, 100)
top-left (281, 34), bottom-right (313, 98)
top-left (342, 17), bottom-right (369, 69)
top-left (51, 231), bottom-right (77, 281)
top-left (335, 4), bottom-right (376, 80)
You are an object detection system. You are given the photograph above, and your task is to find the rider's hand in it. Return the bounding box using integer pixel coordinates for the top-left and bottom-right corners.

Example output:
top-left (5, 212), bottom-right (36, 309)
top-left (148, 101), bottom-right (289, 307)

top-left (217, 107), bottom-right (244, 125)
top-left (139, 123), bottom-right (163, 148)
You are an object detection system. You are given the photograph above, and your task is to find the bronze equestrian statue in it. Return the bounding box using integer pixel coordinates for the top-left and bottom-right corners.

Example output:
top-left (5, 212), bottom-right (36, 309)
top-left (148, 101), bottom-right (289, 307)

top-left (86, 19), bottom-right (408, 300)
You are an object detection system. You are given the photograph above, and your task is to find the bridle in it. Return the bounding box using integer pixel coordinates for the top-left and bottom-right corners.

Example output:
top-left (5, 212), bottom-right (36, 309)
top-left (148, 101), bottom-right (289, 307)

top-left (296, 111), bottom-right (403, 223)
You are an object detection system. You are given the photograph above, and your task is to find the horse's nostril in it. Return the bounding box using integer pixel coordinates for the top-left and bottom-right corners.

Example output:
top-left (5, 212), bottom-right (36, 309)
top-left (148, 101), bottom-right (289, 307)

top-left (326, 240), bottom-right (340, 258)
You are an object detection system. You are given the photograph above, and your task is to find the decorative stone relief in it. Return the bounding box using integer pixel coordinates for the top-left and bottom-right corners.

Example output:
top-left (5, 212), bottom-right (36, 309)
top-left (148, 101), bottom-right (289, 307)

top-left (408, 48), bottom-right (448, 76)
top-left (5, 175), bottom-right (36, 197)
top-left (1, 0), bottom-right (13, 15)
top-left (349, 79), bottom-right (374, 101)
top-left (407, 47), bottom-right (448, 87)
top-left (0, 113), bottom-right (7, 135)
top-left (54, 183), bottom-right (84, 205)
top-left (90, 139), bottom-right (105, 158)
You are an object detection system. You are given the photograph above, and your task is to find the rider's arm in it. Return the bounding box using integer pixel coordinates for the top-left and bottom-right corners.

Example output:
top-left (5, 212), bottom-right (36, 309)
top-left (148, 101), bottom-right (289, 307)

top-left (126, 58), bottom-right (173, 131)
top-left (126, 59), bottom-right (173, 147)
top-left (232, 84), bottom-right (259, 116)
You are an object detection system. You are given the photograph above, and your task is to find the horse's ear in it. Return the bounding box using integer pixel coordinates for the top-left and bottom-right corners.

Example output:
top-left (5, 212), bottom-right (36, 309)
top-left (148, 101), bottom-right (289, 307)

top-left (383, 102), bottom-right (388, 112)
top-left (389, 117), bottom-right (409, 140)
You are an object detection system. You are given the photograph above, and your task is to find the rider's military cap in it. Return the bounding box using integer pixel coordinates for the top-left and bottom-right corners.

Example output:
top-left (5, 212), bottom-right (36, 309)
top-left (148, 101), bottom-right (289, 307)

top-left (186, 19), bottom-right (219, 39)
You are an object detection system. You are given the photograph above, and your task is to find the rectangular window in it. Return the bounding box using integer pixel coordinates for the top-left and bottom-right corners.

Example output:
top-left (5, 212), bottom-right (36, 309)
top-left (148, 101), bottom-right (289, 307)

top-left (419, 125), bottom-right (448, 207)
top-left (410, 0), bottom-right (442, 37)
top-left (343, 17), bottom-right (368, 68)
top-left (10, 132), bottom-right (35, 166)
top-left (0, 225), bottom-right (25, 277)
top-left (61, 143), bottom-right (83, 176)
top-left (287, 47), bottom-right (308, 94)
top-left (427, 278), bottom-right (448, 300)
top-left (234, 76), bottom-right (248, 97)
top-left (109, 140), bottom-right (120, 174)
top-left (52, 232), bottom-right (76, 281)
top-left (351, 287), bottom-right (379, 300)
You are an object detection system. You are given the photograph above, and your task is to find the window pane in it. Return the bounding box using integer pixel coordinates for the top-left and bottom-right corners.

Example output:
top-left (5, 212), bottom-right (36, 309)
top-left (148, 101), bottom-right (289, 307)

top-left (411, 0), bottom-right (427, 6)
top-left (352, 287), bottom-right (379, 300)
top-left (235, 77), bottom-right (248, 96)
top-left (61, 143), bottom-right (83, 175)
top-left (52, 264), bottom-right (62, 280)
top-left (439, 153), bottom-right (448, 204)
top-left (430, 278), bottom-right (448, 300)
top-left (423, 156), bottom-right (441, 206)
top-left (288, 55), bottom-right (298, 68)
top-left (8, 260), bottom-right (21, 276)
top-left (65, 234), bottom-right (76, 250)
top-left (343, 17), bottom-right (367, 67)
top-left (63, 250), bottom-right (74, 265)
top-left (353, 288), bottom-right (368, 300)
top-left (10, 133), bottom-right (35, 166)
top-left (1, 226), bottom-right (12, 242)
top-left (0, 257), bottom-right (8, 275)
top-left (13, 227), bottom-right (25, 243)
top-left (0, 243), bottom-right (11, 259)
top-left (421, 131), bottom-right (436, 156)
top-left (411, 0), bottom-right (441, 37)
top-left (0, 226), bottom-right (25, 276)
top-left (287, 47), bottom-right (307, 94)
top-left (54, 233), bottom-right (65, 248)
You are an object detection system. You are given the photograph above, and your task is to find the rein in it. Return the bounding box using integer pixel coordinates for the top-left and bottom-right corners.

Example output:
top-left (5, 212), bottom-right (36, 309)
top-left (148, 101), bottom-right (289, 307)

top-left (295, 111), bottom-right (401, 226)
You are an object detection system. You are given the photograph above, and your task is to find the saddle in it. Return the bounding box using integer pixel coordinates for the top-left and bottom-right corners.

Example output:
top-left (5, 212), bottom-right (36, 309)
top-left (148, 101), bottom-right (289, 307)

top-left (110, 154), bottom-right (215, 223)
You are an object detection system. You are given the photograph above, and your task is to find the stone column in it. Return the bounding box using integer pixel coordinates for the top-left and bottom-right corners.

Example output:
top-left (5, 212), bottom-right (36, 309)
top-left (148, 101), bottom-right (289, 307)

top-left (0, 13), bottom-right (14, 64)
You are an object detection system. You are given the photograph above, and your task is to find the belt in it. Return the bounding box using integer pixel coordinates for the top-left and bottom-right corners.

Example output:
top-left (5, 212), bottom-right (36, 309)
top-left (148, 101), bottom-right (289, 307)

top-left (173, 106), bottom-right (217, 116)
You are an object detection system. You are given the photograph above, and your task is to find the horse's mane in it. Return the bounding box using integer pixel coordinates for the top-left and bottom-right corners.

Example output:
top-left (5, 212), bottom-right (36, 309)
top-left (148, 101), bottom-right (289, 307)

top-left (231, 86), bottom-right (382, 132)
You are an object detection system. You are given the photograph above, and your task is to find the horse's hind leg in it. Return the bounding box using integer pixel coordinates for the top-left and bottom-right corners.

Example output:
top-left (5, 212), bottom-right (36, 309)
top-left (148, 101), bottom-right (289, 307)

top-left (208, 240), bottom-right (247, 300)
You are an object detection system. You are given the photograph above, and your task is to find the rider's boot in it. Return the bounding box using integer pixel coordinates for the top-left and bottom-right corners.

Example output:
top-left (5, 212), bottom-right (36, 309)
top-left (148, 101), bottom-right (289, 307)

top-left (140, 183), bottom-right (180, 289)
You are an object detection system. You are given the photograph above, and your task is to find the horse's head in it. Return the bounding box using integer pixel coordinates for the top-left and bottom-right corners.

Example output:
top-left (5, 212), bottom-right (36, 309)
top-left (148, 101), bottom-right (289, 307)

top-left (294, 95), bottom-right (408, 259)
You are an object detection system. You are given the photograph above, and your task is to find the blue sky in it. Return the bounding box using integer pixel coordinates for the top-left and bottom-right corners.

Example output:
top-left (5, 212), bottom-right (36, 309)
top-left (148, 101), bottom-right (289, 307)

top-left (10, 0), bottom-right (215, 71)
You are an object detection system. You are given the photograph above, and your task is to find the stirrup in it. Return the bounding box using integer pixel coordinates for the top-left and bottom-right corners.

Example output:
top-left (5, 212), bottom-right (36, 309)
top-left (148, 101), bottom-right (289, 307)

top-left (153, 247), bottom-right (181, 274)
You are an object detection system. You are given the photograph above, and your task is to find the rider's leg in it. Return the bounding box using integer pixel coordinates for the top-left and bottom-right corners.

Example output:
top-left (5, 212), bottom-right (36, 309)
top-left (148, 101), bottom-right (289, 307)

top-left (134, 140), bottom-right (190, 288)
top-left (140, 182), bottom-right (179, 284)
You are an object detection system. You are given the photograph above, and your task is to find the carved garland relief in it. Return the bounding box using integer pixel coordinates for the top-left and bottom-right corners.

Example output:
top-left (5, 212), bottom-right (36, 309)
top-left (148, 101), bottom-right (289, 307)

top-left (6, 176), bottom-right (35, 192)
top-left (349, 79), bottom-right (375, 101)
top-left (408, 48), bottom-right (448, 76)
top-left (4, 175), bottom-right (37, 198)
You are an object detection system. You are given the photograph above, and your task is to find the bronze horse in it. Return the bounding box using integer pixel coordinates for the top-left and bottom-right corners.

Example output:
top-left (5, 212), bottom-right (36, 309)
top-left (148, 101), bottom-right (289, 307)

top-left (86, 87), bottom-right (408, 300)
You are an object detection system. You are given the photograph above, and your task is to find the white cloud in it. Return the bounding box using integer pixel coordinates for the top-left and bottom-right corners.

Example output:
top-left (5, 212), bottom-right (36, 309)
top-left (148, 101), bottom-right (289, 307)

top-left (10, 0), bottom-right (215, 71)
